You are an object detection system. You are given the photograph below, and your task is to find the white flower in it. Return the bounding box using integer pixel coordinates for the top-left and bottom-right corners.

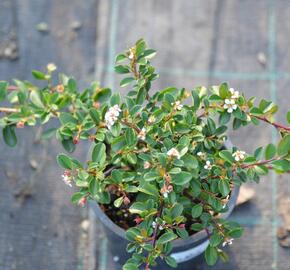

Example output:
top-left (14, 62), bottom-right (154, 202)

top-left (167, 148), bottom-right (181, 159)
top-left (152, 219), bottom-right (165, 230)
top-left (105, 105), bottom-right (121, 129)
top-left (171, 100), bottom-right (183, 111)
top-left (137, 127), bottom-right (146, 140)
top-left (62, 172), bottom-right (72, 187)
top-left (222, 238), bottom-right (234, 247)
top-left (204, 160), bottom-right (212, 170)
top-left (232, 150), bottom-right (246, 161)
top-left (246, 115), bottom-right (251, 122)
top-left (197, 151), bottom-right (206, 159)
top-left (163, 192), bottom-right (168, 198)
top-left (144, 161), bottom-right (151, 169)
top-left (223, 99), bottom-right (237, 113)
top-left (148, 115), bottom-right (155, 124)
top-left (47, 63), bottom-right (57, 72)
top-left (229, 88), bottom-right (239, 99)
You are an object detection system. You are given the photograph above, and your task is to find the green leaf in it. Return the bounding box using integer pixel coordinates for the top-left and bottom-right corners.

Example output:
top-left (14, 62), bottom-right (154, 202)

top-left (71, 192), bottom-right (85, 204)
top-left (2, 125), bottom-right (17, 147)
top-left (114, 197), bottom-right (124, 208)
top-left (114, 65), bottom-right (130, 74)
top-left (120, 77), bottom-right (135, 87)
top-left (277, 135), bottom-right (290, 156)
top-left (129, 202), bottom-right (146, 214)
top-left (125, 128), bottom-right (137, 146)
top-left (32, 70), bottom-right (47, 80)
top-left (219, 112), bottom-right (231, 125)
top-left (219, 82), bottom-right (229, 99)
top-left (89, 108), bottom-right (100, 124)
top-left (271, 159), bottom-right (290, 172)
top-left (207, 118), bottom-right (216, 134)
top-left (219, 150), bottom-right (235, 164)
top-left (125, 227), bottom-right (140, 241)
top-left (228, 227), bottom-right (244, 238)
top-left (57, 153), bottom-right (73, 169)
top-left (176, 228), bottom-right (189, 239)
top-left (210, 232), bottom-right (223, 247)
top-left (171, 203), bottom-right (184, 218)
top-left (191, 204), bottom-right (203, 218)
top-left (135, 39), bottom-right (146, 56)
top-left (287, 110), bottom-right (290, 124)
top-left (136, 88), bottom-right (147, 105)
top-left (157, 231), bottom-right (177, 245)
top-left (191, 89), bottom-right (200, 111)
top-left (191, 223), bottom-right (203, 231)
top-left (218, 180), bottom-right (230, 197)
top-left (59, 112), bottom-right (78, 125)
top-left (30, 90), bottom-right (44, 108)
top-left (95, 88), bottom-right (111, 103)
top-left (171, 171), bottom-right (192, 185)
top-left (165, 256), bottom-right (177, 268)
top-left (122, 263), bottom-right (138, 270)
top-left (68, 78), bottom-right (77, 92)
top-left (115, 53), bottom-right (127, 63)
top-left (142, 49), bottom-right (157, 59)
top-left (138, 183), bottom-right (159, 197)
top-left (205, 245), bottom-right (218, 266)
top-left (110, 93), bottom-right (121, 106)
top-left (0, 81), bottom-right (8, 102)
top-left (61, 138), bottom-right (76, 153)
top-left (254, 146), bottom-right (263, 159)
top-left (265, 143), bottom-right (276, 159)
top-left (89, 178), bottom-right (98, 195)
top-left (92, 143), bottom-right (106, 165)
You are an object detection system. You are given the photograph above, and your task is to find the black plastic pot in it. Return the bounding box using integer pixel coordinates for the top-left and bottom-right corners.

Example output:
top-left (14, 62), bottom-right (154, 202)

top-left (90, 185), bottom-right (239, 269)
top-left (90, 141), bottom-right (240, 269)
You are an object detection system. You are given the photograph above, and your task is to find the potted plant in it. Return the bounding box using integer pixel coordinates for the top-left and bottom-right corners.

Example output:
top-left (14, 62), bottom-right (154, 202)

top-left (0, 39), bottom-right (289, 270)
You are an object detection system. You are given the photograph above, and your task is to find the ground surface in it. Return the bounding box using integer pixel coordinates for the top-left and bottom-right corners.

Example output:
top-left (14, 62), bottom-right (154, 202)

top-left (0, 0), bottom-right (290, 270)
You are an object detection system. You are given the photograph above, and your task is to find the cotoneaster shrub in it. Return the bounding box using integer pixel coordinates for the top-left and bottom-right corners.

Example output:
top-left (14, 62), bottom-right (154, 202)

top-left (0, 39), bottom-right (290, 269)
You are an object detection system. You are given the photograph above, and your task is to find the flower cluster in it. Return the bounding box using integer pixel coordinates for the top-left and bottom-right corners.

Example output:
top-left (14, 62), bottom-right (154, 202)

top-left (137, 127), bottom-right (146, 140)
top-left (222, 238), bottom-right (234, 247)
top-left (152, 219), bottom-right (166, 230)
top-left (223, 88), bottom-right (240, 113)
top-left (204, 160), bottom-right (212, 170)
top-left (233, 150), bottom-right (246, 161)
top-left (171, 100), bottom-right (183, 111)
top-left (61, 170), bottom-right (72, 187)
top-left (104, 105), bottom-right (121, 129)
top-left (167, 148), bottom-right (181, 159)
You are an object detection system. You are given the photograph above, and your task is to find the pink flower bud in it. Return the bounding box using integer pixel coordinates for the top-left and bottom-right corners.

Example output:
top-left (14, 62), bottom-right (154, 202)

top-left (16, 121), bottom-right (25, 128)
top-left (73, 137), bottom-right (79, 145)
top-left (134, 217), bottom-right (143, 224)
top-left (123, 196), bottom-right (131, 206)
top-left (78, 197), bottom-right (87, 207)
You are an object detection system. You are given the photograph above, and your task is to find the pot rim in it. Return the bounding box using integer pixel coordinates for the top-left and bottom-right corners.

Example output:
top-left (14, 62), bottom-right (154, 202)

top-left (89, 139), bottom-right (240, 248)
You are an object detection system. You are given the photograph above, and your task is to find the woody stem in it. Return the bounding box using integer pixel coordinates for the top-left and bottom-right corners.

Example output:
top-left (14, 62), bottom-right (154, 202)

top-left (0, 107), bottom-right (20, 113)
top-left (253, 115), bottom-right (290, 132)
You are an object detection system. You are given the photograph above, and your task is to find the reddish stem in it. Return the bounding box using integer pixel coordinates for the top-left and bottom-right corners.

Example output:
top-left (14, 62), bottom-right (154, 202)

top-left (145, 201), bottom-right (164, 270)
top-left (7, 85), bottom-right (18, 91)
top-left (241, 156), bottom-right (279, 169)
top-left (252, 115), bottom-right (290, 132)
